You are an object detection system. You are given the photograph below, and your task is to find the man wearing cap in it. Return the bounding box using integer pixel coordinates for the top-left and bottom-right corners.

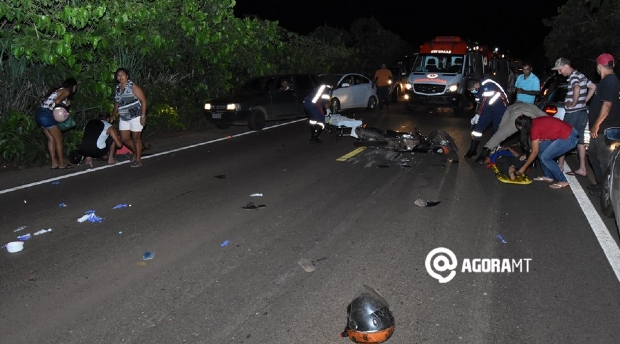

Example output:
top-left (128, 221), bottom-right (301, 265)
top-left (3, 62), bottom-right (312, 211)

top-left (587, 54), bottom-right (620, 194)
top-left (551, 57), bottom-right (596, 178)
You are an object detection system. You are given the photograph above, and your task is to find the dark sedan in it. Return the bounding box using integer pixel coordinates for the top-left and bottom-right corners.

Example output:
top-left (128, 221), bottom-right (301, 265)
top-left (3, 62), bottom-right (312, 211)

top-left (204, 74), bottom-right (319, 130)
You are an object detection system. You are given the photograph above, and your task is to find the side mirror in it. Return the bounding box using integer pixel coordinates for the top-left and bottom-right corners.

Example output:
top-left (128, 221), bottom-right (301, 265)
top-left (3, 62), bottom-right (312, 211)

top-left (604, 127), bottom-right (620, 143)
top-left (341, 83), bottom-right (350, 88)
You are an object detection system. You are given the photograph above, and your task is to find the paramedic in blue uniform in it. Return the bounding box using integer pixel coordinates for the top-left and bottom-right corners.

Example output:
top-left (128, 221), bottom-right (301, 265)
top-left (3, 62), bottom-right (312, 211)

top-left (303, 85), bottom-right (331, 143)
top-left (464, 78), bottom-right (509, 160)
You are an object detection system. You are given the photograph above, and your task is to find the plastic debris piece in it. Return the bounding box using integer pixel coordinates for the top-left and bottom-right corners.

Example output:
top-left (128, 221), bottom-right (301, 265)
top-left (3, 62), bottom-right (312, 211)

top-left (250, 193), bottom-right (263, 197)
top-left (497, 234), bottom-right (507, 243)
top-left (143, 252), bottom-right (155, 260)
top-left (34, 228), bottom-right (52, 236)
top-left (119, 231), bottom-right (123, 235)
top-left (17, 234), bottom-right (32, 241)
top-left (59, 203), bottom-right (67, 207)
top-left (243, 202), bottom-right (266, 210)
top-left (77, 212), bottom-right (104, 223)
top-left (414, 198), bottom-right (441, 207)
top-left (113, 204), bottom-right (128, 209)
top-left (85, 210), bottom-right (96, 214)
top-left (51, 181), bottom-right (60, 185)
top-left (214, 175), bottom-right (226, 179)
top-left (221, 240), bottom-right (230, 247)
top-left (13, 226), bottom-right (27, 233)
top-left (298, 258), bottom-right (316, 272)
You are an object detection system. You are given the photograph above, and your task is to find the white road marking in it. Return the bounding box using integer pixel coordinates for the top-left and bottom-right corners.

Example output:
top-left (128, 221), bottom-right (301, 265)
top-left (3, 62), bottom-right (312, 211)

top-left (565, 162), bottom-right (620, 282)
top-left (0, 119), bottom-right (306, 195)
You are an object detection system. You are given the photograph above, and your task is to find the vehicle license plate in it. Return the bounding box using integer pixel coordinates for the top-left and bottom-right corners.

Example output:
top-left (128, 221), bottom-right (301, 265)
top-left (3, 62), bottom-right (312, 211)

top-left (212, 113), bottom-right (222, 119)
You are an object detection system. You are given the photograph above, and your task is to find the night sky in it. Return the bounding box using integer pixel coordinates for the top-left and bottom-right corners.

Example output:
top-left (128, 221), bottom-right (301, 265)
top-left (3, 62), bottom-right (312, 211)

top-left (234, 0), bottom-right (568, 67)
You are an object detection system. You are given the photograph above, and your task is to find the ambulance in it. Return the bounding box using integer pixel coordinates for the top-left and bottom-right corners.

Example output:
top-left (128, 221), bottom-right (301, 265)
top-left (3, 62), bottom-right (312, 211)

top-left (405, 36), bottom-right (493, 114)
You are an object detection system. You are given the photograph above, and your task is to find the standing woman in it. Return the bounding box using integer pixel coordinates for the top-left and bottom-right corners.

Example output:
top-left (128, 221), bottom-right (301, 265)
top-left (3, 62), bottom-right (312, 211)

top-left (515, 115), bottom-right (578, 189)
top-left (113, 68), bottom-right (147, 167)
top-left (35, 78), bottom-right (78, 169)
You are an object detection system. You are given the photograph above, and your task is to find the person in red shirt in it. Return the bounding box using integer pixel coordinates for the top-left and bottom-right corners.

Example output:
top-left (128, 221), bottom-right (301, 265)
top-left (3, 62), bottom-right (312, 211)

top-left (515, 115), bottom-right (578, 189)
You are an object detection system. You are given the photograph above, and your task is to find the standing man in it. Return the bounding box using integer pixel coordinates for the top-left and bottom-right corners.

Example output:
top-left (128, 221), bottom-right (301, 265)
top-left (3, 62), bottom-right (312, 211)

top-left (514, 62), bottom-right (540, 104)
top-left (475, 102), bottom-right (548, 164)
top-left (552, 57), bottom-right (597, 177)
top-left (464, 78), bottom-right (509, 159)
top-left (374, 63), bottom-right (393, 113)
top-left (587, 54), bottom-right (620, 194)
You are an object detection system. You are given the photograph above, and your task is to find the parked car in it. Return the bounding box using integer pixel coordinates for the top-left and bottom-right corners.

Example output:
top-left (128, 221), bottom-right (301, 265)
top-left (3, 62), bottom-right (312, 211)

top-left (203, 74), bottom-right (319, 130)
top-left (318, 73), bottom-right (378, 112)
top-left (535, 75), bottom-right (590, 148)
top-left (600, 127), bottom-right (620, 234)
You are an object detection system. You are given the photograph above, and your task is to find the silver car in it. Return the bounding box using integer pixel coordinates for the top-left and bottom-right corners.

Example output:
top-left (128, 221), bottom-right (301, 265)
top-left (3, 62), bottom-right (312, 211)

top-left (318, 73), bottom-right (378, 112)
top-left (600, 127), bottom-right (620, 235)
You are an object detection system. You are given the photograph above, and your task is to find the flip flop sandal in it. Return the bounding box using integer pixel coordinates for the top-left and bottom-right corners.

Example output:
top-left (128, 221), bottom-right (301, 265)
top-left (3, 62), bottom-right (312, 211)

top-left (550, 183), bottom-right (569, 189)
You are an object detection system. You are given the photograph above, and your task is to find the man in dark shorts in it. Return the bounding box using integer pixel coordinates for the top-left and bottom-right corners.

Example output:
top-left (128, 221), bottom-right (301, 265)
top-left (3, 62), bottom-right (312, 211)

top-left (78, 112), bottom-right (123, 167)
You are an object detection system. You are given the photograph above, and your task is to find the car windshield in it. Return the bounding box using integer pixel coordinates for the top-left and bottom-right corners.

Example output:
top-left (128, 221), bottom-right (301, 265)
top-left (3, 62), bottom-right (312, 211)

top-left (319, 74), bottom-right (348, 86)
top-left (412, 54), bottom-right (465, 73)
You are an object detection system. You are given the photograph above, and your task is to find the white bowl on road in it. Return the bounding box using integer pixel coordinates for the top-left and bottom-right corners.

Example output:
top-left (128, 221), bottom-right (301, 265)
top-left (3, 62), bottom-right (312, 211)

top-left (6, 241), bottom-right (24, 253)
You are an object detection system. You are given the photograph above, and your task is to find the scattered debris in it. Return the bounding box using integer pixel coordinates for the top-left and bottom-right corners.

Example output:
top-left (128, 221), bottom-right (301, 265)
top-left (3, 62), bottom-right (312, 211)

top-left (6, 241), bottom-right (24, 253)
top-left (214, 175), bottom-right (226, 179)
top-left (17, 234), bottom-right (32, 241)
top-left (34, 228), bottom-right (52, 236)
top-left (497, 234), bottom-right (507, 243)
top-left (77, 212), bottom-right (104, 223)
top-left (59, 203), bottom-right (67, 207)
top-left (243, 202), bottom-right (266, 210)
top-left (119, 231), bottom-right (123, 235)
top-left (298, 258), bottom-right (316, 272)
top-left (250, 193), bottom-right (263, 197)
top-left (142, 252), bottom-right (155, 260)
top-left (221, 240), bottom-right (230, 247)
top-left (113, 204), bottom-right (128, 209)
top-left (414, 198), bottom-right (441, 207)
top-left (13, 226), bottom-right (27, 233)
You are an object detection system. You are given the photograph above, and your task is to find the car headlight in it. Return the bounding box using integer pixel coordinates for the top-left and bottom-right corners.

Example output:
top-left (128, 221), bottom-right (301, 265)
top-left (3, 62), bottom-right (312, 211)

top-left (204, 103), bottom-right (211, 110)
top-left (405, 83), bottom-right (412, 90)
top-left (226, 103), bottom-right (238, 111)
top-left (388, 80), bottom-right (392, 85)
top-left (448, 84), bottom-right (458, 92)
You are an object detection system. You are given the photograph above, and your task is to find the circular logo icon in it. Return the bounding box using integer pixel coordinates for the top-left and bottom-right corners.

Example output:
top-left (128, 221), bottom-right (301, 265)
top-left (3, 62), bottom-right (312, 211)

top-left (426, 74), bottom-right (438, 78)
top-left (425, 247), bottom-right (458, 283)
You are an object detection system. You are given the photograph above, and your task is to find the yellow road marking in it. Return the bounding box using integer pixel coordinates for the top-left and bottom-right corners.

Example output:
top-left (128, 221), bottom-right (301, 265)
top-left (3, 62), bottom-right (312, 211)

top-left (336, 147), bottom-right (366, 161)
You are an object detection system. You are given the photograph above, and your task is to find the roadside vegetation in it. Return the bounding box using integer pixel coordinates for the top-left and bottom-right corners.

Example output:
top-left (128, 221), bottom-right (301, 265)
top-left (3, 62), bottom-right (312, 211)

top-left (0, 0), bottom-right (615, 167)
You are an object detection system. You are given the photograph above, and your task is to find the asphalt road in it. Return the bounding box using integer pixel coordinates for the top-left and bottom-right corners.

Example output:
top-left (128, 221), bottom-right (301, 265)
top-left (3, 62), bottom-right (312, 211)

top-left (1, 102), bottom-right (619, 344)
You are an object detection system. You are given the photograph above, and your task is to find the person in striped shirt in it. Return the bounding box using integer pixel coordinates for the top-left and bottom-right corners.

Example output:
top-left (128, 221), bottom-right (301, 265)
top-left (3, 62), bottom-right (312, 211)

top-left (551, 57), bottom-right (596, 177)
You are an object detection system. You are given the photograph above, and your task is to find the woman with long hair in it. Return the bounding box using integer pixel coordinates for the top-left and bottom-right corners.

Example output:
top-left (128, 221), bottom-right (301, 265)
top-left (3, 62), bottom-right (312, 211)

top-left (515, 115), bottom-right (579, 189)
top-left (112, 68), bottom-right (147, 167)
top-left (35, 78), bottom-right (78, 169)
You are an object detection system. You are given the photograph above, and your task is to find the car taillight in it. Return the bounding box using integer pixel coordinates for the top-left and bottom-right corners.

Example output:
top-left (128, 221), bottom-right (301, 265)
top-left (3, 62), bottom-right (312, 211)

top-left (543, 105), bottom-right (558, 116)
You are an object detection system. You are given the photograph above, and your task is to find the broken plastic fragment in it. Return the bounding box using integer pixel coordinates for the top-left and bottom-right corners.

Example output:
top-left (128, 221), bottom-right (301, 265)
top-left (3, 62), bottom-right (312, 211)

top-left (250, 193), bottom-right (263, 197)
top-left (77, 213), bottom-right (103, 223)
top-left (143, 252), bottom-right (155, 260)
top-left (221, 240), bottom-right (230, 247)
top-left (17, 234), bottom-right (32, 241)
top-left (214, 175), bottom-right (226, 179)
top-left (59, 203), bottom-right (67, 207)
top-left (113, 204), bottom-right (128, 209)
top-left (243, 202), bottom-right (266, 210)
top-left (13, 225), bottom-right (27, 233)
top-left (51, 181), bottom-right (60, 185)
top-left (414, 198), bottom-right (441, 207)
top-left (497, 234), bottom-right (507, 243)
top-left (85, 210), bottom-right (96, 214)
top-left (298, 258), bottom-right (316, 272)
top-left (34, 228), bottom-right (52, 236)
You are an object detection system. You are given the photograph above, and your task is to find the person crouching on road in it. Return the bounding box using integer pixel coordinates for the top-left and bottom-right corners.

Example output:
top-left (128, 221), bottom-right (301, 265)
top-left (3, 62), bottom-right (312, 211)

top-left (303, 85), bottom-right (331, 143)
top-left (78, 112), bottom-right (123, 167)
top-left (514, 115), bottom-right (578, 189)
top-left (475, 102), bottom-right (548, 164)
top-left (464, 78), bottom-right (509, 160)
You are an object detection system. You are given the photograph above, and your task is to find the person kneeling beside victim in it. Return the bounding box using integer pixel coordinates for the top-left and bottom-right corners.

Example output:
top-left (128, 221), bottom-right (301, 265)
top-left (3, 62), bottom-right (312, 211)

top-left (78, 112), bottom-right (123, 167)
